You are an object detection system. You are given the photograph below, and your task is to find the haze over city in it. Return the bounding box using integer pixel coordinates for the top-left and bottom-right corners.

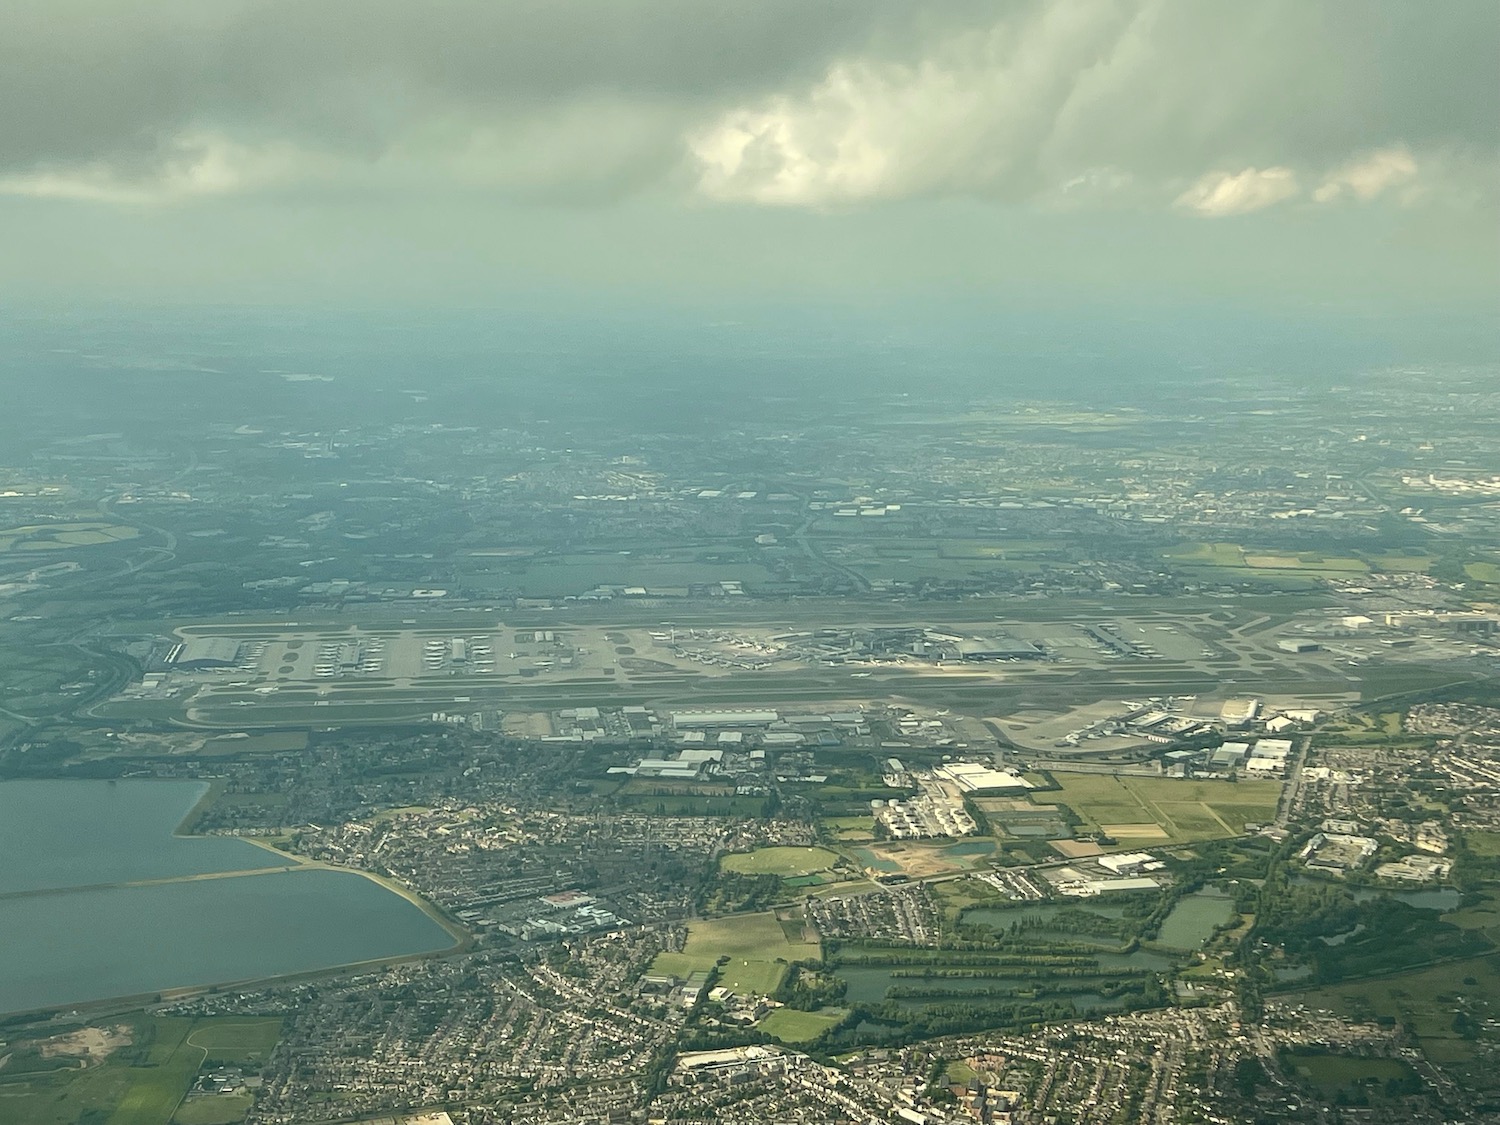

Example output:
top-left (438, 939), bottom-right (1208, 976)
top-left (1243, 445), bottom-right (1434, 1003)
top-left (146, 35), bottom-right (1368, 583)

top-left (0, 5), bottom-right (1497, 1125)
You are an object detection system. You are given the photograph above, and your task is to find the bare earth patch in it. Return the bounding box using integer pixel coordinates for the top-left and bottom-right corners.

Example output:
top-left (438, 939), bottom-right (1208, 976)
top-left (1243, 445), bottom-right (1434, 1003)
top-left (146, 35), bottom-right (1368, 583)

top-left (1050, 839), bottom-right (1105, 858)
top-left (38, 1024), bottom-right (134, 1062)
top-left (1100, 823), bottom-right (1171, 840)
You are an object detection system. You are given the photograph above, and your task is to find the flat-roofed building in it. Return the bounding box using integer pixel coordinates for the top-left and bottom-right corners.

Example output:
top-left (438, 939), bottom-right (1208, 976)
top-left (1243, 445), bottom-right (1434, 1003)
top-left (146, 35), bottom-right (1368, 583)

top-left (671, 709), bottom-right (779, 728)
top-left (174, 637), bottom-right (242, 669)
top-left (933, 762), bottom-right (1033, 793)
top-left (1099, 851), bottom-right (1156, 875)
top-left (1277, 638), bottom-right (1320, 653)
top-left (956, 635), bottom-right (1045, 660)
top-left (1254, 738), bottom-right (1294, 759)
top-left (1209, 742), bottom-right (1250, 770)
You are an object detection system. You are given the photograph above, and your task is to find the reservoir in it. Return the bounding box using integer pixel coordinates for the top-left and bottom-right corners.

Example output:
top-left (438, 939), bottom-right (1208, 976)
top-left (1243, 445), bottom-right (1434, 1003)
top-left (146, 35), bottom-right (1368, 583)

top-left (0, 779), bottom-right (281, 893)
top-left (0, 780), bottom-right (458, 1014)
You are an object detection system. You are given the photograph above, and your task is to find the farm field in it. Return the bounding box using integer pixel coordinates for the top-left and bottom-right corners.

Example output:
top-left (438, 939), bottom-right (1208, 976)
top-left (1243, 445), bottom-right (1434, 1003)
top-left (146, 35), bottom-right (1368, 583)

top-left (0, 1016), bottom-right (281, 1125)
top-left (171, 1096), bottom-right (255, 1125)
top-left (0, 521), bottom-right (140, 552)
top-left (1031, 775), bottom-right (1282, 845)
top-left (650, 911), bottom-right (821, 996)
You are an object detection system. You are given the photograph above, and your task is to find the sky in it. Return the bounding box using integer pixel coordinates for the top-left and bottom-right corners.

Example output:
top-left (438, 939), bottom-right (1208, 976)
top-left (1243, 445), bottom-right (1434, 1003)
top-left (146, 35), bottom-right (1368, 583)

top-left (1, 0), bottom-right (1496, 313)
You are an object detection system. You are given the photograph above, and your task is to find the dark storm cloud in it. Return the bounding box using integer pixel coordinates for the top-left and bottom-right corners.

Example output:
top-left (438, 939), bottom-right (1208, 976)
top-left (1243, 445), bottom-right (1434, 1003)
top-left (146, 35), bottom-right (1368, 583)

top-left (0, 0), bottom-right (907, 168)
top-left (0, 0), bottom-right (1495, 209)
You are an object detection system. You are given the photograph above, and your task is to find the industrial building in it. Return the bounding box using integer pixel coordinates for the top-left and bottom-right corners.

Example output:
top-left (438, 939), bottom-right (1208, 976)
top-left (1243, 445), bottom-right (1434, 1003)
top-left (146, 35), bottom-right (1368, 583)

top-left (1098, 852), bottom-right (1160, 876)
top-left (933, 762), bottom-right (1033, 794)
top-left (611, 748), bottom-right (725, 781)
top-left (1300, 831), bottom-right (1378, 871)
top-left (1208, 742), bottom-right (1251, 770)
top-left (671, 709), bottom-right (779, 728)
top-left (173, 637), bottom-right (243, 669)
top-left (1276, 638), bottom-right (1321, 653)
top-left (955, 635), bottom-right (1046, 661)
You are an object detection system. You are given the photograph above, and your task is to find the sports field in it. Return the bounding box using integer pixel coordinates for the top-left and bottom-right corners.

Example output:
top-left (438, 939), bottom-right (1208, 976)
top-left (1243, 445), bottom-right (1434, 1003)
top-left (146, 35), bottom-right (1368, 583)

top-left (650, 911), bottom-right (821, 995)
top-left (758, 1007), bottom-right (847, 1042)
top-left (721, 846), bottom-right (840, 878)
top-left (1031, 775), bottom-right (1282, 844)
top-left (1466, 561), bottom-right (1500, 584)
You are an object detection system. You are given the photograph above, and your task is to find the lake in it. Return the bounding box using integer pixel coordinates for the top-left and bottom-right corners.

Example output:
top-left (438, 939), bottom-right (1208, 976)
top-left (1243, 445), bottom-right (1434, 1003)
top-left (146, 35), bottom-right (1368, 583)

top-left (1154, 891), bottom-right (1236, 950)
top-left (0, 780), bottom-right (458, 1014)
top-left (1291, 876), bottom-right (1463, 914)
top-left (1350, 886), bottom-right (1462, 912)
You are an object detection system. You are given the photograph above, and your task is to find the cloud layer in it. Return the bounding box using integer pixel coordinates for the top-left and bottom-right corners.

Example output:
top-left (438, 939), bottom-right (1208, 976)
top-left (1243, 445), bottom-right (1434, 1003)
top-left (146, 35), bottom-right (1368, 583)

top-left (1, 0), bottom-right (1495, 214)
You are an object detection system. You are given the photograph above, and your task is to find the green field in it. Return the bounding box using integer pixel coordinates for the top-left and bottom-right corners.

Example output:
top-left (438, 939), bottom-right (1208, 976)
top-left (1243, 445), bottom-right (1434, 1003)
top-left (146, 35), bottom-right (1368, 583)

top-left (721, 846), bottom-right (840, 878)
top-left (1464, 831), bottom-right (1500, 858)
top-left (1367, 551), bottom-right (1435, 574)
top-left (1032, 775), bottom-right (1282, 844)
top-left (1466, 561), bottom-right (1500, 584)
top-left (181, 1020), bottom-right (281, 1066)
top-left (199, 732), bottom-right (308, 755)
top-left (1164, 542), bottom-right (1369, 582)
top-left (0, 1017), bottom-right (281, 1125)
top-left (821, 816), bottom-right (877, 841)
top-left (0, 521), bottom-right (140, 552)
top-left (758, 1007), bottom-right (847, 1043)
top-left (1443, 889), bottom-right (1500, 948)
top-left (171, 1096), bottom-right (255, 1125)
top-left (461, 552), bottom-right (778, 596)
top-left (651, 911), bottom-right (821, 995)
top-left (1165, 542), bottom-right (1249, 566)
top-left (1283, 1050), bottom-right (1416, 1101)
top-left (1295, 955), bottom-right (1500, 1071)
top-left (1357, 665), bottom-right (1482, 702)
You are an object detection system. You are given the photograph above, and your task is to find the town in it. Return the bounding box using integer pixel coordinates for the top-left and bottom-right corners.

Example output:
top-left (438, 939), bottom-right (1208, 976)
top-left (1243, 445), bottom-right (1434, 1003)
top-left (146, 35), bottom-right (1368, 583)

top-left (0, 316), bottom-right (1495, 1125)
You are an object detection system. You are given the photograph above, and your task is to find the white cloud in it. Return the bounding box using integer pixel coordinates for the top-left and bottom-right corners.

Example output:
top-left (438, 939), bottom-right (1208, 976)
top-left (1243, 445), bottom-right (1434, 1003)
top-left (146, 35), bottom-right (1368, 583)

top-left (1312, 145), bottom-right (1419, 203)
top-left (1173, 166), bottom-right (1300, 217)
top-left (690, 64), bottom-right (898, 206)
top-left (690, 3), bottom-right (1140, 206)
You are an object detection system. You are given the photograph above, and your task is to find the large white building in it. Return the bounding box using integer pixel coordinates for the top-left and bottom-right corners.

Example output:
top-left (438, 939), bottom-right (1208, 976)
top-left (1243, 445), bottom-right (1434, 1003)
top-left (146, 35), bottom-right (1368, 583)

top-left (933, 762), bottom-right (1033, 793)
